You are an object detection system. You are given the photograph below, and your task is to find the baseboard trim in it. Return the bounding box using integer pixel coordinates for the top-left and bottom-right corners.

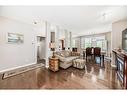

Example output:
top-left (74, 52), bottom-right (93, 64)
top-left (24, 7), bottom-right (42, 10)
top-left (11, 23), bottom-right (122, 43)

top-left (0, 62), bottom-right (36, 73)
top-left (0, 63), bottom-right (44, 79)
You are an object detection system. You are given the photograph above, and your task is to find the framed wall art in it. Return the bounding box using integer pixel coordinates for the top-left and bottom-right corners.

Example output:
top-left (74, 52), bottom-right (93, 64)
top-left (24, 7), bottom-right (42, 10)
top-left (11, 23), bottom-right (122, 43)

top-left (7, 33), bottom-right (24, 44)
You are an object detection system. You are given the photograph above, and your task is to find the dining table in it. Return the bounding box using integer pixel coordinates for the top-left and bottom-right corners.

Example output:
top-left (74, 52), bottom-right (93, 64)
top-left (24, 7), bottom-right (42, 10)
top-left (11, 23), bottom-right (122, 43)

top-left (83, 50), bottom-right (106, 68)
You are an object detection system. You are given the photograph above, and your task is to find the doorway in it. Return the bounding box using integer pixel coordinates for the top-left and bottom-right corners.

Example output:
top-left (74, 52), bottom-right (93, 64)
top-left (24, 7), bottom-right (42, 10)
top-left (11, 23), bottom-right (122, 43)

top-left (37, 36), bottom-right (46, 64)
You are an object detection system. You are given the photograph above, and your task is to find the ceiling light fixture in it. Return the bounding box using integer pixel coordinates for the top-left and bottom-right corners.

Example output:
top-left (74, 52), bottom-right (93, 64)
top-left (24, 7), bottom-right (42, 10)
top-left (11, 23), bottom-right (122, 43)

top-left (101, 11), bottom-right (112, 22)
top-left (34, 21), bottom-right (37, 24)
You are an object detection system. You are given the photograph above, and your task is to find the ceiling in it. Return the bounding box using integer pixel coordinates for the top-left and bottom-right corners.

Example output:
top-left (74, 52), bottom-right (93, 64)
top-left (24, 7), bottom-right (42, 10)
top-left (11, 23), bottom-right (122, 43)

top-left (0, 6), bottom-right (127, 37)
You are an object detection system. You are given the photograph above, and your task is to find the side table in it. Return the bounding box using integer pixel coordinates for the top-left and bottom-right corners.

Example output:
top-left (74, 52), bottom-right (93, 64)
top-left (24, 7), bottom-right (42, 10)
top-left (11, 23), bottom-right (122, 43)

top-left (49, 57), bottom-right (59, 72)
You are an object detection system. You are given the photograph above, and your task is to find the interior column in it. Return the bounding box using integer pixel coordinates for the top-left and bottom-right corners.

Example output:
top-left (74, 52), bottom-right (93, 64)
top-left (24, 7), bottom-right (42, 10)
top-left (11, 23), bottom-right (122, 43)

top-left (45, 21), bottom-right (51, 68)
top-left (70, 32), bottom-right (72, 50)
top-left (65, 30), bottom-right (68, 50)
top-left (55, 26), bottom-right (60, 51)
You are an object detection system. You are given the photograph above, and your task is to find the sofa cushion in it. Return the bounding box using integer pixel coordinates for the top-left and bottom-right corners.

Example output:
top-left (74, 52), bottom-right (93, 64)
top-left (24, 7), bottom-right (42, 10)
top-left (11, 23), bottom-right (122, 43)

top-left (55, 51), bottom-right (61, 56)
top-left (60, 50), bottom-right (71, 57)
top-left (64, 56), bottom-right (79, 63)
top-left (55, 51), bottom-right (65, 57)
top-left (54, 54), bottom-right (65, 62)
top-left (59, 61), bottom-right (72, 69)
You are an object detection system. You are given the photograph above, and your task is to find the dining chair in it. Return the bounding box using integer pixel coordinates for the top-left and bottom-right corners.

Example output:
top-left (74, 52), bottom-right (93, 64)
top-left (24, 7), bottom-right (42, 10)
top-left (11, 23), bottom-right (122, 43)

top-left (94, 47), bottom-right (101, 64)
top-left (72, 47), bottom-right (78, 52)
top-left (86, 47), bottom-right (93, 62)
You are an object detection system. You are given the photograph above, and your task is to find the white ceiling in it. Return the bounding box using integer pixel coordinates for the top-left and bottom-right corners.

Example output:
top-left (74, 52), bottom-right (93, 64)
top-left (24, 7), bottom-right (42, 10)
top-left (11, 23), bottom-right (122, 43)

top-left (0, 6), bottom-right (127, 37)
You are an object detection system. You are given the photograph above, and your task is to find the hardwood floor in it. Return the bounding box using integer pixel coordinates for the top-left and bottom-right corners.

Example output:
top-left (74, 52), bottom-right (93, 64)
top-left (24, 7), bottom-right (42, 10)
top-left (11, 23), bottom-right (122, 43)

top-left (0, 61), bottom-right (122, 89)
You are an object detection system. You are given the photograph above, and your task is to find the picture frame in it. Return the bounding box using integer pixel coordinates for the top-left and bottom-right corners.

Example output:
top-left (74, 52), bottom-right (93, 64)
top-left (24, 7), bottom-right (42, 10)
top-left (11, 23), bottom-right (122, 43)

top-left (7, 33), bottom-right (24, 44)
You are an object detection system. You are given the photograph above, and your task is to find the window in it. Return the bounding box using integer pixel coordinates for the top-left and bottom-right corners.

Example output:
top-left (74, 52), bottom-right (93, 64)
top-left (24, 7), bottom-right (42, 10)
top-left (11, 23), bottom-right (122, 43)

top-left (72, 39), bottom-right (76, 47)
top-left (81, 37), bottom-right (85, 48)
top-left (81, 35), bottom-right (107, 51)
top-left (72, 38), bottom-right (80, 48)
top-left (84, 38), bottom-right (92, 48)
top-left (95, 36), bottom-right (107, 51)
top-left (96, 40), bottom-right (103, 47)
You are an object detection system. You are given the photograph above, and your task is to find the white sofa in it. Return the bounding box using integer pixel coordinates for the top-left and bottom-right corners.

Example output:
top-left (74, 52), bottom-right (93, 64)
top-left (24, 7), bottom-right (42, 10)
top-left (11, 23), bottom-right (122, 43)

top-left (54, 50), bottom-right (80, 69)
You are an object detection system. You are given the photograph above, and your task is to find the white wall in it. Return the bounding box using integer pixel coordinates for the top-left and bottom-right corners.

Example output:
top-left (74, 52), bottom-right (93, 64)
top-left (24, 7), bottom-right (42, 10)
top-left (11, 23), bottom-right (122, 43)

top-left (105, 32), bottom-right (111, 56)
top-left (0, 16), bottom-right (37, 71)
top-left (34, 22), bottom-right (46, 37)
top-left (112, 19), bottom-right (127, 50)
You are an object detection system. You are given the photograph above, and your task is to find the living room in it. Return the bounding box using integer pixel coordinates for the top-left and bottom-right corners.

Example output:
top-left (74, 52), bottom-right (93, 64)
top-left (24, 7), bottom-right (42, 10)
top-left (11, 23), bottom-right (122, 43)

top-left (0, 4), bottom-right (127, 92)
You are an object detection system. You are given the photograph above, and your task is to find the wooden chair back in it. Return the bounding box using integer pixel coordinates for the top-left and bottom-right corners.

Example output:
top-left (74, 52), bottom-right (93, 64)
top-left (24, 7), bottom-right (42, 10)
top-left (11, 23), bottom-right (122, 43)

top-left (86, 47), bottom-right (92, 56)
top-left (94, 47), bottom-right (101, 56)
